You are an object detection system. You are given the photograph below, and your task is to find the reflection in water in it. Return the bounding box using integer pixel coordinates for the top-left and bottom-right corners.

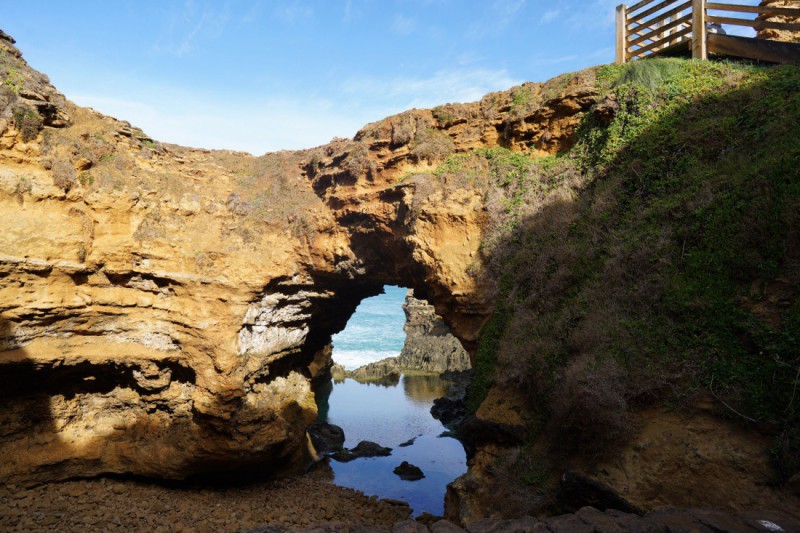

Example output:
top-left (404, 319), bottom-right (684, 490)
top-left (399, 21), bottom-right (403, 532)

top-left (402, 374), bottom-right (450, 404)
top-left (316, 373), bottom-right (466, 517)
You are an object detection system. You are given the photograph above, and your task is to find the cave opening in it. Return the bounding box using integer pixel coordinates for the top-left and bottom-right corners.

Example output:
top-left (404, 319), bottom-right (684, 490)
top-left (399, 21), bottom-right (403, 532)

top-left (310, 285), bottom-right (471, 517)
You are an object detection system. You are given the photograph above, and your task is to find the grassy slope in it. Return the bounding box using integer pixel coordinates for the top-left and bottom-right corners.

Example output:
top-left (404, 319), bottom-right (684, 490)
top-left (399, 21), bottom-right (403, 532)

top-left (433, 59), bottom-right (799, 483)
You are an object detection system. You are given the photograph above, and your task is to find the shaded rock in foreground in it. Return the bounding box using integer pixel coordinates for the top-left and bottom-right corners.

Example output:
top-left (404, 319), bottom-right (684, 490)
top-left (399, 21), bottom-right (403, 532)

top-left (242, 506), bottom-right (800, 532)
top-left (308, 422), bottom-right (346, 455)
top-left (431, 397), bottom-right (466, 429)
top-left (393, 461), bottom-right (425, 481)
top-left (558, 471), bottom-right (643, 515)
top-left (331, 441), bottom-right (392, 462)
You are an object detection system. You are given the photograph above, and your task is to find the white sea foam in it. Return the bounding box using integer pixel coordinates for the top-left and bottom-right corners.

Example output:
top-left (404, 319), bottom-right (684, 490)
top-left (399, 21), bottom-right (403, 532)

top-left (333, 349), bottom-right (400, 370)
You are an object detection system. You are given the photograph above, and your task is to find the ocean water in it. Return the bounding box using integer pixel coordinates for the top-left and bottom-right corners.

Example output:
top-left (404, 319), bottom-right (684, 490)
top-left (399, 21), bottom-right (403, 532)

top-left (331, 285), bottom-right (408, 370)
top-left (317, 374), bottom-right (467, 517)
top-left (320, 285), bottom-right (467, 517)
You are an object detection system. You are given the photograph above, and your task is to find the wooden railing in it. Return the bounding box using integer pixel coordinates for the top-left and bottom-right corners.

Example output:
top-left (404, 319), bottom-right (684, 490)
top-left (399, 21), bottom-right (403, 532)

top-left (616, 0), bottom-right (800, 65)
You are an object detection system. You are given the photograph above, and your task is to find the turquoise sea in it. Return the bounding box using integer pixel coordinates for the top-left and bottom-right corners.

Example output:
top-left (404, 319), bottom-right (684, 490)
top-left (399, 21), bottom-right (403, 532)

top-left (331, 285), bottom-right (408, 370)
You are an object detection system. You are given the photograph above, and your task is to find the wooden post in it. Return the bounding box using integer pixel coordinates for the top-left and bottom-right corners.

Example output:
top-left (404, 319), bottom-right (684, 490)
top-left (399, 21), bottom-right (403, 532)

top-left (616, 4), bottom-right (628, 64)
top-left (670, 12), bottom-right (680, 45)
top-left (692, 0), bottom-right (707, 59)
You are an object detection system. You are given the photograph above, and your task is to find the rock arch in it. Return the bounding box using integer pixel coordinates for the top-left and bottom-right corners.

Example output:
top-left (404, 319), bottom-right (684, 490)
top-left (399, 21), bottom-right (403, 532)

top-left (0, 29), bottom-right (599, 484)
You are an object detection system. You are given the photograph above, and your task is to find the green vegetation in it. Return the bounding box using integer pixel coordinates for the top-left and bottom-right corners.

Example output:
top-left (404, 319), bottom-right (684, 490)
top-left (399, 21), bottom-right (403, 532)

top-left (2, 66), bottom-right (23, 94)
top-left (11, 104), bottom-right (42, 141)
top-left (447, 59), bottom-right (800, 482)
top-left (411, 127), bottom-right (456, 163)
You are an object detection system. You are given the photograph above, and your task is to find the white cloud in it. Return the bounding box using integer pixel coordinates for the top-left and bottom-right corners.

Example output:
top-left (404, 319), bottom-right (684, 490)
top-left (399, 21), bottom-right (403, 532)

top-left (391, 14), bottom-right (417, 36)
top-left (72, 91), bottom-right (367, 155)
top-left (151, 1), bottom-right (231, 57)
top-left (273, 1), bottom-right (314, 24)
top-left (69, 66), bottom-right (522, 154)
top-left (342, 67), bottom-right (521, 110)
top-left (541, 9), bottom-right (559, 24)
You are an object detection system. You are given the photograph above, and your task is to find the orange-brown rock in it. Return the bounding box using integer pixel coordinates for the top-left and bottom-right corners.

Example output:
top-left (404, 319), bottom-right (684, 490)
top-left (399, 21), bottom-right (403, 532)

top-left (757, 1), bottom-right (800, 43)
top-left (0, 30), bottom-right (599, 485)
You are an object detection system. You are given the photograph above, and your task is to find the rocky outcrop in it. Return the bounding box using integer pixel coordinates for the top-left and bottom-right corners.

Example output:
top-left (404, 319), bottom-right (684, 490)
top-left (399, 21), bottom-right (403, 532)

top-left (0, 29), bottom-right (596, 484)
top-left (331, 441), bottom-right (392, 462)
top-left (398, 291), bottom-right (471, 373)
top-left (244, 507), bottom-right (800, 532)
top-left (2, 26), bottom-right (797, 530)
top-left (757, 1), bottom-right (800, 43)
top-left (338, 290), bottom-right (471, 380)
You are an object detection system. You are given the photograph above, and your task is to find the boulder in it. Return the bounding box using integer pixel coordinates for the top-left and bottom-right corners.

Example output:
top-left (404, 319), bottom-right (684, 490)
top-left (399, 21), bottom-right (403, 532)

top-left (331, 441), bottom-right (392, 462)
top-left (307, 422), bottom-right (345, 454)
top-left (393, 461), bottom-right (425, 481)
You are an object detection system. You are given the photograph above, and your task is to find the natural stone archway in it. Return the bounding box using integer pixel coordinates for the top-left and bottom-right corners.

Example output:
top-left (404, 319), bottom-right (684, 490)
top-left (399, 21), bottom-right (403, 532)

top-left (0, 30), bottom-right (600, 485)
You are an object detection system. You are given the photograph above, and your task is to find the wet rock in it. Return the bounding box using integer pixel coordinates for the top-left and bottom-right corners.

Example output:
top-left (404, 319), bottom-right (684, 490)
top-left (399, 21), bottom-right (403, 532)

top-left (430, 397), bottom-right (466, 428)
top-left (331, 441), bottom-right (392, 462)
top-left (398, 437), bottom-right (417, 447)
top-left (542, 513), bottom-right (595, 532)
top-left (308, 422), bottom-right (346, 454)
top-left (458, 416), bottom-right (526, 458)
top-left (393, 461), bottom-right (425, 481)
top-left (415, 512), bottom-right (442, 527)
top-left (574, 506), bottom-right (627, 533)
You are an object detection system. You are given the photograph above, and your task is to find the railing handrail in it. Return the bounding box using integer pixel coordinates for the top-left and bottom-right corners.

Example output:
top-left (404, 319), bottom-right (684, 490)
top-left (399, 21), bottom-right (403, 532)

top-left (616, 0), bottom-right (800, 64)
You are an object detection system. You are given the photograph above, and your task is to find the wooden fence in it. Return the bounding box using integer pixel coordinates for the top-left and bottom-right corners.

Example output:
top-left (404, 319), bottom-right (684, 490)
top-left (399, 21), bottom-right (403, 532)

top-left (616, 0), bottom-right (800, 65)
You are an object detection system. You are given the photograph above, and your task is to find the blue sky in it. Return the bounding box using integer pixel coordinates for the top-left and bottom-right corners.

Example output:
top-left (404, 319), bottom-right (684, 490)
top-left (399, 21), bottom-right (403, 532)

top-left (3, 0), bottom-right (758, 154)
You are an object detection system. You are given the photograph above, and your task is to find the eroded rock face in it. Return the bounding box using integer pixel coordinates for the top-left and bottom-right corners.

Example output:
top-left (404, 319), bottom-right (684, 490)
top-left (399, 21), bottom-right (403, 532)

top-left (338, 290), bottom-right (471, 380)
top-left (399, 291), bottom-right (471, 373)
top-left (0, 30), bottom-right (601, 485)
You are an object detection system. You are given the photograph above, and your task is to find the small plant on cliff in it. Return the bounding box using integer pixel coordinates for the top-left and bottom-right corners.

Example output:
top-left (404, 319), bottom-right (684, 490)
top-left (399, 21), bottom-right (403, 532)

top-left (12, 104), bottom-right (42, 142)
top-left (3, 66), bottom-right (24, 94)
top-left (411, 128), bottom-right (456, 163)
top-left (51, 158), bottom-right (76, 192)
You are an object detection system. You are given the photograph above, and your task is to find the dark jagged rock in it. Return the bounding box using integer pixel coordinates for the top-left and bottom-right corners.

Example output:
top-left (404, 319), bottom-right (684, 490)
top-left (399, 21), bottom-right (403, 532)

top-left (397, 291), bottom-right (472, 374)
top-left (241, 505), bottom-right (800, 533)
top-left (431, 397), bottom-right (466, 428)
top-left (557, 471), bottom-right (643, 515)
top-left (393, 461), bottom-right (425, 481)
top-left (458, 416), bottom-right (526, 458)
top-left (308, 422), bottom-right (345, 454)
top-left (331, 441), bottom-right (392, 462)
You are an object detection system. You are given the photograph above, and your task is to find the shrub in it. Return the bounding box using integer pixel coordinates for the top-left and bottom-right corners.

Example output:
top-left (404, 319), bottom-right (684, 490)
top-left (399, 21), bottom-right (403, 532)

top-left (411, 128), bottom-right (455, 163)
top-left (12, 104), bottom-right (42, 142)
top-left (391, 113), bottom-right (415, 146)
top-left (549, 356), bottom-right (631, 456)
top-left (51, 158), bottom-right (76, 191)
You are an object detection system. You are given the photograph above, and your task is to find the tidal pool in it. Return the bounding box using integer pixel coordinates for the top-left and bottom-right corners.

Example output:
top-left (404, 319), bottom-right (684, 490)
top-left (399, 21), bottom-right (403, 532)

top-left (315, 373), bottom-right (467, 517)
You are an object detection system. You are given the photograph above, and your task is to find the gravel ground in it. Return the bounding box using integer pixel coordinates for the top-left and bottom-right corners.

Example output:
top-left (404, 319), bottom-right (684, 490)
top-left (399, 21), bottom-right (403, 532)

top-left (0, 472), bottom-right (413, 532)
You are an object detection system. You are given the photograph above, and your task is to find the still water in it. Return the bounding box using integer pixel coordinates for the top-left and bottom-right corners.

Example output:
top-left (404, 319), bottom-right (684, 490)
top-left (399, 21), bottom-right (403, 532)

top-left (315, 373), bottom-right (467, 517)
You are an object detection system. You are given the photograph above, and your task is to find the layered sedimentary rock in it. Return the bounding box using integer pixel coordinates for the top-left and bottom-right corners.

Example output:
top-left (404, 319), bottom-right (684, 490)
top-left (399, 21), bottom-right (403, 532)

top-left (3, 27), bottom-right (798, 527)
top-left (0, 30), bottom-right (598, 485)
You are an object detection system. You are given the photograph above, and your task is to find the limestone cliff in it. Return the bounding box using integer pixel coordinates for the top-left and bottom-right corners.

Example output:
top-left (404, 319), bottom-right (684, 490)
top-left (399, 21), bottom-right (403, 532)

top-left (0, 29), bottom-right (596, 485)
top-left (2, 28), bottom-right (799, 526)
